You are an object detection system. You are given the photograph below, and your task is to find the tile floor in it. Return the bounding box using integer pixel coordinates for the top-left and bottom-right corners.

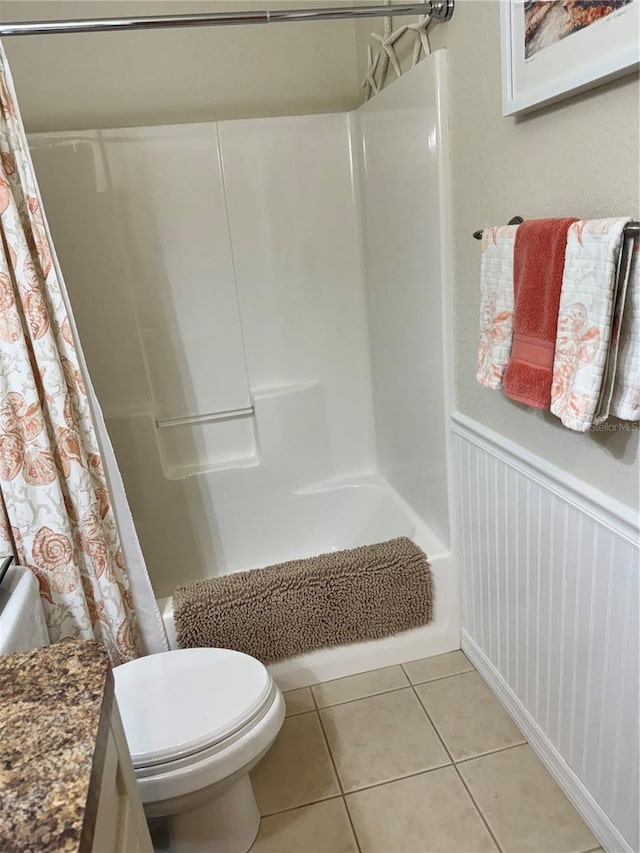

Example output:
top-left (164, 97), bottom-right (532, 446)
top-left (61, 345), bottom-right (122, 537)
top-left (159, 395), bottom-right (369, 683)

top-left (250, 651), bottom-right (601, 853)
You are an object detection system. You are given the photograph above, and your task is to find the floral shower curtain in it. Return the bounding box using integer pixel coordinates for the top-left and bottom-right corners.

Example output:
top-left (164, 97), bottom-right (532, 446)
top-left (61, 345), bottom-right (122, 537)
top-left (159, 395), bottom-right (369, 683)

top-left (0, 44), bottom-right (167, 664)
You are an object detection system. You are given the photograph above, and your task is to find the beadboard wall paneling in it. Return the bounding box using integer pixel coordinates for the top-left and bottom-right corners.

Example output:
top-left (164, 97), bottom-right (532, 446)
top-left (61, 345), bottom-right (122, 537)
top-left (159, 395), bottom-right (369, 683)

top-left (452, 412), bottom-right (639, 853)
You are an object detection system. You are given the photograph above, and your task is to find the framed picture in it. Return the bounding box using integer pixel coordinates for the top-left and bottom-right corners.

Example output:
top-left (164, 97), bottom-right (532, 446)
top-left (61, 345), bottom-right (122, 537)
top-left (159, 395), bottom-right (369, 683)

top-left (500, 0), bottom-right (640, 115)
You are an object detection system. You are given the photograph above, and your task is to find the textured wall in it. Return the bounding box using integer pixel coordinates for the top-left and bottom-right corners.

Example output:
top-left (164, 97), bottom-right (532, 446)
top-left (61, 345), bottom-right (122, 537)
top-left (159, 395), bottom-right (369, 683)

top-left (1, 0), bottom-right (361, 131)
top-left (356, 0), bottom-right (640, 508)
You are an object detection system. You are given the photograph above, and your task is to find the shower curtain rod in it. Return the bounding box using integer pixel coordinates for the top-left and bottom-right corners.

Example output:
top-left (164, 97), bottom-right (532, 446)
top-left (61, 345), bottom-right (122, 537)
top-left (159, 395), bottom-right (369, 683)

top-left (0, 0), bottom-right (454, 37)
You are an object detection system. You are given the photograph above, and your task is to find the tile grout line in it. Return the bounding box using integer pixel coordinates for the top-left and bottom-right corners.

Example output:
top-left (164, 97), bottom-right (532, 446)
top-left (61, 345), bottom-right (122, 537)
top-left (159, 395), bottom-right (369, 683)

top-left (272, 741), bottom-right (530, 804)
top-left (310, 683), bottom-right (411, 711)
top-left (295, 667), bottom-right (477, 713)
top-left (408, 681), bottom-right (505, 853)
top-left (338, 762), bottom-right (453, 796)
top-left (271, 688), bottom-right (531, 846)
top-left (311, 689), bottom-right (363, 853)
top-left (258, 747), bottom-right (544, 820)
top-left (453, 740), bottom-right (528, 765)
top-left (411, 683), bottom-right (504, 853)
top-left (284, 662), bottom-right (472, 702)
top-left (259, 793), bottom-right (344, 820)
top-left (399, 661), bottom-right (476, 686)
top-left (453, 765), bottom-right (505, 853)
top-left (255, 749), bottom-right (598, 851)
top-left (283, 666), bottom-right (592, 853)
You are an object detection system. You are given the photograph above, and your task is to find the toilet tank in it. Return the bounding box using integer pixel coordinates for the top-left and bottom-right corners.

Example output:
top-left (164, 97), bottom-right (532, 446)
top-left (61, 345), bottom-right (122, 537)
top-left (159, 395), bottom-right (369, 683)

top-left (0, 565), bottom-right (50, 654)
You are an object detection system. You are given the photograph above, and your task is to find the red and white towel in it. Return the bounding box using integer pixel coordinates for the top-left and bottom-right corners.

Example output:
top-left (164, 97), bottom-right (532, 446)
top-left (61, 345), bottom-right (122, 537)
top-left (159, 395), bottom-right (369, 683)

top-left (476, 224), bottom-right (519, 390)
top-left (550, 218), bottom-right (632, 431)
top-left (477, 216), bottom-right (639, 431)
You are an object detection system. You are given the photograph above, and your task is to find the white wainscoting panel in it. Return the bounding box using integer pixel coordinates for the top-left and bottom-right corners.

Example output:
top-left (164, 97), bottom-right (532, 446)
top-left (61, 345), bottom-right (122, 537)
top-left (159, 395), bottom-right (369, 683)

top-left (452, 412), bottom-right (639, 853)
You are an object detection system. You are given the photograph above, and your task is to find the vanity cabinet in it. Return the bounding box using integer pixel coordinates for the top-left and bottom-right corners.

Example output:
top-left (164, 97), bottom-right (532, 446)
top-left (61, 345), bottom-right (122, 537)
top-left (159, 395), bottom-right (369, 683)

top-left (91, 703), bottom-right (152, 853)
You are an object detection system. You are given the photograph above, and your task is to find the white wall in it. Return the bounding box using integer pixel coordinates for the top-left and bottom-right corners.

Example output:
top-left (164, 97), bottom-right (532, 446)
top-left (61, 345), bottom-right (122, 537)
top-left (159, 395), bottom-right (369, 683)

top-left (355, 0), bottom-right (640, 509)
top-left (453, 414), bottom-right (639, 852)
top-left (356, 53), bottom-right (450, 544)
top-left (1, 0), bottom-right (361, 132)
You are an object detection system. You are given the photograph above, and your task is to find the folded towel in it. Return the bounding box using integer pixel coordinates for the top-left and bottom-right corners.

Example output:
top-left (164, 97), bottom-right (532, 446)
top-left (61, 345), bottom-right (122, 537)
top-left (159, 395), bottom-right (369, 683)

top-left (476, 223), bottom-right (519, 390)
top-left (592, 233), bottom-right (634, 424)
top-left (503, 218), bottom-right (577, 409)
top-left (609, 238), bottom-right (640, 422)
top-left (550, 218), bottom-right (632, 431)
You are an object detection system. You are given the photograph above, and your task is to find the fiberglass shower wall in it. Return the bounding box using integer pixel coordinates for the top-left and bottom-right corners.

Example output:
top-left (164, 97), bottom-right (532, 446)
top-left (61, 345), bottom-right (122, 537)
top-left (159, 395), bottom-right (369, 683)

top-left (356, 56), bottom-right (451, 544)
top-left (28, 54), bottom-right (450, 598)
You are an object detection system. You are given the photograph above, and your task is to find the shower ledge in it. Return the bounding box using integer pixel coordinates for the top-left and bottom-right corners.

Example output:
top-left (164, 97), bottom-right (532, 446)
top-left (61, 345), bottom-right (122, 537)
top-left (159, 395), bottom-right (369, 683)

top-left (251, 380), bottom-right (323, 398)
top-left (163, 452), bottom-right (261, 481)
top-left (159, 379), bottom-right (330, 480)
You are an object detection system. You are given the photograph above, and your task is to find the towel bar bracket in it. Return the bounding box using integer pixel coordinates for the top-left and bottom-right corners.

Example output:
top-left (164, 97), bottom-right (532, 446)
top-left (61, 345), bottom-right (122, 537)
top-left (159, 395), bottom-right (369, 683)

top-left (473, 216), bottom-right (523, 241)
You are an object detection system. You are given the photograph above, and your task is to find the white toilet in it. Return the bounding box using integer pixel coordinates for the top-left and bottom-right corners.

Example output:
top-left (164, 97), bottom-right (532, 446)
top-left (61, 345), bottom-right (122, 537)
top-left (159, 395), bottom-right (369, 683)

top-left (114, 647), bottom-right (285, 853)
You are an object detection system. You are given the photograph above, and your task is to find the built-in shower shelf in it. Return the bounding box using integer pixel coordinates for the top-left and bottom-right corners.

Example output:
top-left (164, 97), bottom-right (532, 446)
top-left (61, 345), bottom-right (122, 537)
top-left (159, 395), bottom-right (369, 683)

top-left (155, 405), bottom-right (258, 480)
top-left (156, 406), bottom-right (255, 429)
top-left (163, 452), bottom-right (261, 481)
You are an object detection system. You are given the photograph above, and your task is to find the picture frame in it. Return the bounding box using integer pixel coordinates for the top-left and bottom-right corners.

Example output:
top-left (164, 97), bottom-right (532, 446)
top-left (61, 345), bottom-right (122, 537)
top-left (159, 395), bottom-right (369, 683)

top-left (500, 0), bottom-right (640, 116)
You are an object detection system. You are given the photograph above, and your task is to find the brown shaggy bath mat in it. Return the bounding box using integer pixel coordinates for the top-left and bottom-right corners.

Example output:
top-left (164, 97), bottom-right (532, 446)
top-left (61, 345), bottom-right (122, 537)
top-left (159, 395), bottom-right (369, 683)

top-left (173, 537), bottom-right (432, 662)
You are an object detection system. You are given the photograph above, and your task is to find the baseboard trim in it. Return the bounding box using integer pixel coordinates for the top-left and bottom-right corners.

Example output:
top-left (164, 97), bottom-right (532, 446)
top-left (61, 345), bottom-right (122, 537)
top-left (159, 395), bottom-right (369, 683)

top-left (462, 630), bottom-right (633, 853)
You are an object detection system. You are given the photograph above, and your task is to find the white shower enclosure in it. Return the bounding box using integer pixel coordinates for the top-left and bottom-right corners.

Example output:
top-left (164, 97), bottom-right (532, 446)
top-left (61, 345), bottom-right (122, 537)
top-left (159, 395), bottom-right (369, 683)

top-left (30, 52), bottom-right (456, 686)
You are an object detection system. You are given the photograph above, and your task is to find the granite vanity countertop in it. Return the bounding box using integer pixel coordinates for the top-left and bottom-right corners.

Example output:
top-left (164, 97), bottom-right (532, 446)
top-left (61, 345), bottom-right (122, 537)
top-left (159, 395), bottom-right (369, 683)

top-left (0, 640), bottom-right (114, 853)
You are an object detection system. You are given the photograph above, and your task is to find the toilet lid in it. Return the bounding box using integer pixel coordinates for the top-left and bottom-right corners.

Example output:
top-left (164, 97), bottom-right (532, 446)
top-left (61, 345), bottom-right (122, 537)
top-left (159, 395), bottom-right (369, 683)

top-left (114, 648), bottom-right (273, 768)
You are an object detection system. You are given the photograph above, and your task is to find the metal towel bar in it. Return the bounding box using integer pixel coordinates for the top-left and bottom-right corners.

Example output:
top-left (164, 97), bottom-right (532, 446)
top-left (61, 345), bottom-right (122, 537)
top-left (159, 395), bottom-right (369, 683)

top-left (473, 216), bottom-right (640, 241)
